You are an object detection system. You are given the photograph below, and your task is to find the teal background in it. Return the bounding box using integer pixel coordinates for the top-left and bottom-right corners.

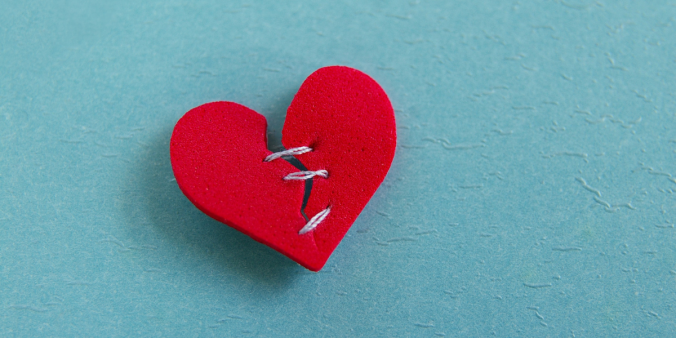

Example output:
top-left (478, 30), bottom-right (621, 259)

top-left (2, 1), bottom-right (676, 337)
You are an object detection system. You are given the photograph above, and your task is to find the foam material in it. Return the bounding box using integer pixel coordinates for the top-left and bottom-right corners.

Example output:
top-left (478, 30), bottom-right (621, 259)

top-left (284, 66), bottom-right (397, 269)
top-left (170, 67), bottom-right (396, 271)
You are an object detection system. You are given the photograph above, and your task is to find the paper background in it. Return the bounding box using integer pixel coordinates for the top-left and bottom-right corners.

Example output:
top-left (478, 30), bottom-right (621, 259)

top-left (2, 1), bottom-right (675, 336)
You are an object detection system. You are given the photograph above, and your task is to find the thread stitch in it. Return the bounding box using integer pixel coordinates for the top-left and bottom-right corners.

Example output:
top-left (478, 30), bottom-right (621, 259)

top-left (284, 170), bottom-right (329, 181)
top-left (264, 146), bottom-right (312, 162)
top-left (264, 146), bottom-right (331, 234)
top-left (299, 206), bottom-right (331, 235)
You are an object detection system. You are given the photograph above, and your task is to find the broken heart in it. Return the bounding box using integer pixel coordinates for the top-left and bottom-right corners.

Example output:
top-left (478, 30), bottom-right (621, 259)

top-left (170, 66), bottom-right (396, 271)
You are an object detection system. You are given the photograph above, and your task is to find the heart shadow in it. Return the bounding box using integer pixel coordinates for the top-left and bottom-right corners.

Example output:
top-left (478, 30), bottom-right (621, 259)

top-left (121, 89), bottom-right (311, 288)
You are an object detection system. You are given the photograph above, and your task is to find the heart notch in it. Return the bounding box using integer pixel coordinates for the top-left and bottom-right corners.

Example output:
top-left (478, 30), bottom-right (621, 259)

top-left (170, 66), bottom-right (396, 271)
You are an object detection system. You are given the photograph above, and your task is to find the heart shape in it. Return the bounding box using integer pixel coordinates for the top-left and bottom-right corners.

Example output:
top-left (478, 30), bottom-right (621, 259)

top-left (170, 66), bottom-right (396, 271)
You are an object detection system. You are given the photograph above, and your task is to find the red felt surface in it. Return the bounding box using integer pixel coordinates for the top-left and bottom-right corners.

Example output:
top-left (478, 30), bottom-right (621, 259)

top-left (170, 102), bottom-right (308, 264)
top-left (170, 66), bottom-right (396, 271)
top-left (283, 66), bottom-right (396, 269)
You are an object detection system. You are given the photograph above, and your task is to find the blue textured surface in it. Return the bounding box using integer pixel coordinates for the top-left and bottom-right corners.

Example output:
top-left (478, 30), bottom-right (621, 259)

top-left (2, 1), bottom-right (676, 337)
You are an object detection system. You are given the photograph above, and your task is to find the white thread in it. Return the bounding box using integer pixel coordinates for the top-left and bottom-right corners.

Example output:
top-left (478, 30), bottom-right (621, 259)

top-left (299, 206), bottom-right (331, 235)
top-left (264, 146), bottom-right (331, 234)
top-left (264, 146), bottom-right (312, 162)
top-left (284, 170), bottom-right (328, 181)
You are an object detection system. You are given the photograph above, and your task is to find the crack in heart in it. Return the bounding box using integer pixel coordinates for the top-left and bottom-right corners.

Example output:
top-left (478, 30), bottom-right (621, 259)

top-left (276, 153), bottom-right (313, 222)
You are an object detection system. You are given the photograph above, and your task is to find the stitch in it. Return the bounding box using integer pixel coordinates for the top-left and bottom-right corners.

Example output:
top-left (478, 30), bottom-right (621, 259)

top-left (299, 206), bottom-right (331, 235)
top-left (264, 146), bottom-right (312, 162)
top-left (266, 146), bottom-right (331, 234)
top-left (284, 170), bottom-right (329, 181)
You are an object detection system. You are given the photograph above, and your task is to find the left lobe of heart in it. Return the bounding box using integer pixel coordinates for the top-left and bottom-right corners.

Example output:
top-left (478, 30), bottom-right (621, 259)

top-left (170, 101), bottom-right (312, 261)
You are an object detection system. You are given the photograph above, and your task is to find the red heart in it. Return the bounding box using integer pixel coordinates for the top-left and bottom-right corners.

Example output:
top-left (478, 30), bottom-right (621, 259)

top-left (170, 66), bottom-right (396, 271)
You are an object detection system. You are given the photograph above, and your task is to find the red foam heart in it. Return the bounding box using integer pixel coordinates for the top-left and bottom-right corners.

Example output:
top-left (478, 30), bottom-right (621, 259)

top-left (170, 66), bottom-right (396, 271)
